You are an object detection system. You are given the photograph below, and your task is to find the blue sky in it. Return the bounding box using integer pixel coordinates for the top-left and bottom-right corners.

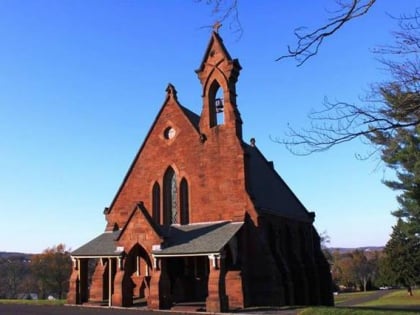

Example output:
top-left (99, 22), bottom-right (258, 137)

top-left (0, 0), bottom-right (416, 253)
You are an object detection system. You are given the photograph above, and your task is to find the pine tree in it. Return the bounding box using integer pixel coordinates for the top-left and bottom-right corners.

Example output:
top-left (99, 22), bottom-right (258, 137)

top-left (383, 219), bottom-right (420, 289)
top-left (367, 81), bottom-right (420, 290)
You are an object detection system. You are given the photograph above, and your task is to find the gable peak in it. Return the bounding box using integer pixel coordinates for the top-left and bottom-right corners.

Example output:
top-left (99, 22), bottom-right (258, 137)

top-left (196, 31), bottom-right (234, 74)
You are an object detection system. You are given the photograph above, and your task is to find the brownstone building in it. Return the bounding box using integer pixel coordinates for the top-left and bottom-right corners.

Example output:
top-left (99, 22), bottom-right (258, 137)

top-left (67, 31), bottom-right (333, 312)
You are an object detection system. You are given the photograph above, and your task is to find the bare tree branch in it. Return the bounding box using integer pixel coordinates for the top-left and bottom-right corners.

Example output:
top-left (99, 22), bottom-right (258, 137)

top-left (278, 0), bottom-right (376, 66)
top-left (276, 94), bottom-right (420, 155)
top-left (195, 0), bottom-right (243, 37)
top-left (278, 8), bottom-right (420, 155)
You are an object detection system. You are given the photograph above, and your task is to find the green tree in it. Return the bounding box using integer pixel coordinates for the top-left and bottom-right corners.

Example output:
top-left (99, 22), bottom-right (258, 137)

top-left (30, 244), bottom-right (72, 299)
top-left (382, 219), bottom-right (420, 290)
top-left (0, 256), bottom-right (31, 299)
top-left (351, 250), bottom-right (377, 292)
top-left (365, 61), bottom-right (420, 291)
top-left (331, 249), bottom-right (380, 291)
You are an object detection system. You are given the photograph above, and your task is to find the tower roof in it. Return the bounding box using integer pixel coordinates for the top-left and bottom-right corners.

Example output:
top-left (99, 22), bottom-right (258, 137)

top-left (196, 31), bottom-right (237, 74)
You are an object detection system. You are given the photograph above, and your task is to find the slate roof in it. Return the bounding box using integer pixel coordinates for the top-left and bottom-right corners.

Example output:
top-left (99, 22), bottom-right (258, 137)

top-left (179, 104), bottom-right (200, 130)
top-left (71, 230), bottom-right (122, 257)
top-left (244, 143), bottom-right (312, 222)
top-left (153, 221), bottom-right (243, 256)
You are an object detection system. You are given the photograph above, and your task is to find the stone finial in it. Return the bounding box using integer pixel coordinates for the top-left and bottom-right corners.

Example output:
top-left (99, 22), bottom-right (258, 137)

top-left (166, 83), bottom-right (178, 100)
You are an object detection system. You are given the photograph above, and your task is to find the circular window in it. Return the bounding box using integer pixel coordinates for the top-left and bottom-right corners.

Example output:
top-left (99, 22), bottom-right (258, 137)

top-left (164, 127), bottom-right (176, 140)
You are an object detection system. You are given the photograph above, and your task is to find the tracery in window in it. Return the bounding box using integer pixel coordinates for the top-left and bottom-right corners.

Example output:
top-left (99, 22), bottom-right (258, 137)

top-left (163, 167), bottom-right (177, 225)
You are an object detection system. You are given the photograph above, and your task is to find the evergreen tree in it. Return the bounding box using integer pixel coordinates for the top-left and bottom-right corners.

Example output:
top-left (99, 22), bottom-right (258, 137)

top-left (367, 86), bottom-right (420, 289)
top-left (383, 219), bottom-right (420, 289)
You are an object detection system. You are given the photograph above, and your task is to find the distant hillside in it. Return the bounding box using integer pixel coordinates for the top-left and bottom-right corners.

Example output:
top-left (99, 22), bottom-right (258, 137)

top-left (0, 252), bottom-right (33, 260)
top-left (329, 246), bottom-right (384, 254)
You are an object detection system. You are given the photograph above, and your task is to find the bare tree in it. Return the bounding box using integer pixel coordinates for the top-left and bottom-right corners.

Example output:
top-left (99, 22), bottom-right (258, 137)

top-left (195, 0), bottom-right (242, 36)
top-left (278, 11), bottom-right (420, 155)
top-left (279, 0), bottom-right (377, 66)
top-left (197, 0), bottom-right (377, 65)
top-left (197, 1), bottom-right (419, 154)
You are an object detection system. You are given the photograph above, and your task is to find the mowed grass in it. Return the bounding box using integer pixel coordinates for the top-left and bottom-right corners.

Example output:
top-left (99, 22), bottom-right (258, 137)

top-left (0, 299), bottom-right (65, 306)
top-left (359, 289), bottom-right (420, 307)
top-left (300, 307), bottom-right (417, 315)
top-left (299, 289), bottom-right (420, 315)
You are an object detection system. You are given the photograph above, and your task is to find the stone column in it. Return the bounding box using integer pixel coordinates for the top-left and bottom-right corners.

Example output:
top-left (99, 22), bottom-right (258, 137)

top-left (206, 254), bottom-right (229, 312)
top-left (67, 258), bottom-right (80, 304)
top-left (148, 257), bottom-right (171, 309)
top-left (225, 270), bottom-right (243, 309)
top-left (89, 259), bottom-right (106, 302)
top-left (112, 256), bottom-right (134, 307)
top-left (147, 257), bottom-right (160, 309)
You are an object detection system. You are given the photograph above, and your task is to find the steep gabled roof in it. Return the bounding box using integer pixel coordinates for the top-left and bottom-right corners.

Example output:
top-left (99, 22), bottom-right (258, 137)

top-left (179, 104), bottom-right (200, 130)
top-left (106, 84), bottom-right (200, 214)
top-left (116, 202), bottom-right (164, 241)
top-left (244, 143), bottom-right (313, 223)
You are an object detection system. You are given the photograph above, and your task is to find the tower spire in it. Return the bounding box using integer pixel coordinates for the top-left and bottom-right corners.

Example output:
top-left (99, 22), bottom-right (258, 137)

top-left (196, 30), bottom-right (242, 138)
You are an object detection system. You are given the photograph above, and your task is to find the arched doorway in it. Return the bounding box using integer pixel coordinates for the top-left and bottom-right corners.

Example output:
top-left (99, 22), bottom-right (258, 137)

top-left (124, 244), bottom-right (152, 305)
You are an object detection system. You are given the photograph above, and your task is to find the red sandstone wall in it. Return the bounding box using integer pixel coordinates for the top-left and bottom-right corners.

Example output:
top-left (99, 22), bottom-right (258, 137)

top-left (106, 95), bottom-right (254, 232)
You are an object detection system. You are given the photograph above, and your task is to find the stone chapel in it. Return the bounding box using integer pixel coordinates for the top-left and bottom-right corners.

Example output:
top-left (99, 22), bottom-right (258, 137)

top-left (67, 30), bottom-right (333, 312)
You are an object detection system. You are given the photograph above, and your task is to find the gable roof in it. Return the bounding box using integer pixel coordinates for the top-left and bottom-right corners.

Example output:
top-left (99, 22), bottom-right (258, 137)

top-left (153, 221), bottom-right (243, 256)
top-left (179, 104), bottom-right (200, 130)
top-left (244, 143), bottom-right (313, 223)
top-left (71, 230), bottom-right (122, 257)
top-left (106, 84), bottom-right (200, 214)
top-left (116, 202), bottom-right (164, 241)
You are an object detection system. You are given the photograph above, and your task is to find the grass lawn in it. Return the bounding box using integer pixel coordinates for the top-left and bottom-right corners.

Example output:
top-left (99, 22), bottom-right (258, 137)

top-left (299, 307), bottom-right (418, 315)
top-left (0, 299), bottom-right (65, 306)
top-left (299, 289), bottom-right (420, 314)
top-left (359, 289), bottom-right (420, 307)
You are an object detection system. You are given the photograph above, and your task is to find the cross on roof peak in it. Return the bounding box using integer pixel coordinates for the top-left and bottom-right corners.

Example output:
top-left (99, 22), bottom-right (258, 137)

top-left (213, 21), bottom-right (222, 33)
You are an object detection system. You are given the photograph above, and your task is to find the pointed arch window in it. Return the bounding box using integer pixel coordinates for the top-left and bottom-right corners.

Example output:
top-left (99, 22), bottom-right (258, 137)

top-left (163, 167), bottom-right (177, 225)
top-left (152, 182), bottom-right (160, 224)
top-left (208, 80), bottom-right (225, 127)
top-left (180, 178), bottom-right (189, 225)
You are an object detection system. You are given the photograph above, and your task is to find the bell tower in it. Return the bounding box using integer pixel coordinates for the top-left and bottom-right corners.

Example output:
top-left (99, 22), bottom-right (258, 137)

top-left (196, 28), bottom-right (243, 139)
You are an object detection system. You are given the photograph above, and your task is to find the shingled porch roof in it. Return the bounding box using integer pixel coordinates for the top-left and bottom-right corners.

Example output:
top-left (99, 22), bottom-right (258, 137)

top-left (71, 230), bottom-right (123, 258)
top-left (153, 221), bottom-right (243, 257)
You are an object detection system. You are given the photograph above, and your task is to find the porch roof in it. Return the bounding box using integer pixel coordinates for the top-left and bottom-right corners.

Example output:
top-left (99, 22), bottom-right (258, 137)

top-left (71, 230), bottom-right (122, 258)
top-left (152, 221), bottom-right (243, 257)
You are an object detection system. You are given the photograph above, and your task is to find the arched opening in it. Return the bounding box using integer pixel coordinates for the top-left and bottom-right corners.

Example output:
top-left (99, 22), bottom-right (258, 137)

top-left (152, 182), bottom-right (161, 224)
top-left (163, 167), bottom-right (177, 225)
top-left (123, 244), bottom-right (152, 306)
top-left (180, 178), bottom-right (189, 225)
top-left (208, 80), bottom-right (224, 127)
